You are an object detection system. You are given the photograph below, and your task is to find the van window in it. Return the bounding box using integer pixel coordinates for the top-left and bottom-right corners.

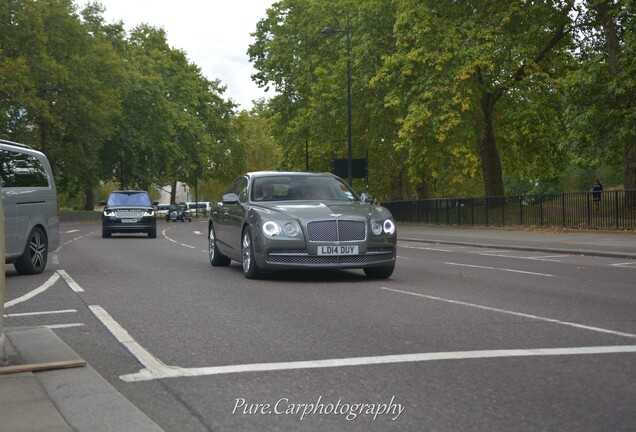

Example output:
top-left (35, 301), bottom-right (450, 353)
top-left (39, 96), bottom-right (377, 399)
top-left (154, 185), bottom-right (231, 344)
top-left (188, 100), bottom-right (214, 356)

top-left (0, 149), bottom-right (50, 187)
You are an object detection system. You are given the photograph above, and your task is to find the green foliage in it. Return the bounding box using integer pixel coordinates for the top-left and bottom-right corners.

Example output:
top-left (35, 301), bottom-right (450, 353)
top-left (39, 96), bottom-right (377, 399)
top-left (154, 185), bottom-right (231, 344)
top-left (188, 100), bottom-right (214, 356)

top-left (0, 1), bottom-right (236, 208)
top-left (250, 0), bottom-right (630, 199)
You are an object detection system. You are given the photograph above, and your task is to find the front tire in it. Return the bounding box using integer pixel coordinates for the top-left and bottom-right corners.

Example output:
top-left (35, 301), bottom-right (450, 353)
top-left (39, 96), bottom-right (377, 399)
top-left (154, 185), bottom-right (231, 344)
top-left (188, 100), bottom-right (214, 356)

top-left (209, 224), bottom-right (231, 266)
top-left (363, 265), bottom-right (394, 279)
top-left (14, 227), bottom-right (48, 275)
top-left (242, 227), bottom-right (261, 279)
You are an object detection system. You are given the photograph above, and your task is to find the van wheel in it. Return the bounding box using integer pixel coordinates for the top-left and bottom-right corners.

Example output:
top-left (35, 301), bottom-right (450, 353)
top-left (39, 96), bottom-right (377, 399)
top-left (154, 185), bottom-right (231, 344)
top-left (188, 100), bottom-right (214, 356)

top-left (15, 227), bottom-right (48, 275)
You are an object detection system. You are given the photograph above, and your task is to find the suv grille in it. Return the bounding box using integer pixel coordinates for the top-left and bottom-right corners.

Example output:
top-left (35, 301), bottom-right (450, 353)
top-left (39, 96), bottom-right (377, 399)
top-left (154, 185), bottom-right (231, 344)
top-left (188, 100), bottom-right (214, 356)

top-left (307, 220), bottom-right (366, 242)
top-left (115, 210), bottom-right (143, 218)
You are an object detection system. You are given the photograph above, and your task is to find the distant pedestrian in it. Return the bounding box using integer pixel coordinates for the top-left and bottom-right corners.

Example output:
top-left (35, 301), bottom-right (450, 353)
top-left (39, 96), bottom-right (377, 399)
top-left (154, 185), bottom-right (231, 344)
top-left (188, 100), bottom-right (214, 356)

top-left (592, 179), bottom-right (603, 202)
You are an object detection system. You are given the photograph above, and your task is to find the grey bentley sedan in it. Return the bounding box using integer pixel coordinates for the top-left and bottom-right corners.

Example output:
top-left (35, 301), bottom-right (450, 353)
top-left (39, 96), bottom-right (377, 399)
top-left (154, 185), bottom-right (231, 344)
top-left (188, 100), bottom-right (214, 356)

top-left (208, 172), bottom-right (397, 279)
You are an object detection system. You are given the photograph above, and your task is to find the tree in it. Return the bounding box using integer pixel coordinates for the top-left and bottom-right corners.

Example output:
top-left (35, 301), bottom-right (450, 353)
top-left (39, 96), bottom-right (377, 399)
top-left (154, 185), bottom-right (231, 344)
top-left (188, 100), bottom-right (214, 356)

top-left (376, 0), bottom-right (576, 198)
top-left (563, 0), bottom-right (635, 190)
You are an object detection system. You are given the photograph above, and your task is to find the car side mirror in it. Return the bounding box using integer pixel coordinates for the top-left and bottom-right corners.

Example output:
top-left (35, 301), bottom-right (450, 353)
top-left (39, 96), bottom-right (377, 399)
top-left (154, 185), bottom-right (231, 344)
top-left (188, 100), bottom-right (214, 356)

top-left (360, 193), bottom-right (374, 203)
top-left (222, 193), bottom-right (240, 204)
top-left (152, 201), bottom-right (159, 206)
top-left (99, 200), bottom-right (106, 206)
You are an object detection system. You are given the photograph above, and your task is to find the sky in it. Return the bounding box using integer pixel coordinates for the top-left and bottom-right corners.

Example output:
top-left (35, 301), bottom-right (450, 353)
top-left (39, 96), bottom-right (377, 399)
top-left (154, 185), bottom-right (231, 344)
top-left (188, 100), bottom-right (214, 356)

top-left (87, 0), bottom-right (275, 110)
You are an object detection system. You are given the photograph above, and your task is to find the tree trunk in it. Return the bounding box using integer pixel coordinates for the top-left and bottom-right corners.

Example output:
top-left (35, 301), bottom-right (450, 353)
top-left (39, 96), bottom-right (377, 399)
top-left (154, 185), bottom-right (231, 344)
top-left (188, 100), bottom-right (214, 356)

top-left (625, 146), bottom-right (636, 191)
top-left (416, 181), bottom-right (432, 199)
top-left (476, 91), bottom-right (505, 198)
top-left (593, 0), bottom-right (634, 190)
top-left (390, 173), bottom-right (403, 200)
top-left (83, 183), bottom-right (95, 211)
top-left (170, 180), bottom-right (177, 204)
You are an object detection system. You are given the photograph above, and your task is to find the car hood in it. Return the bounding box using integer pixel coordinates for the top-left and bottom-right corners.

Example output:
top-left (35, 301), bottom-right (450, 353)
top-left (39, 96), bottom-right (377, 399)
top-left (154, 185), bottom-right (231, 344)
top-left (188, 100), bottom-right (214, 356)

top-left (253, 200), bottom-right (392, 222)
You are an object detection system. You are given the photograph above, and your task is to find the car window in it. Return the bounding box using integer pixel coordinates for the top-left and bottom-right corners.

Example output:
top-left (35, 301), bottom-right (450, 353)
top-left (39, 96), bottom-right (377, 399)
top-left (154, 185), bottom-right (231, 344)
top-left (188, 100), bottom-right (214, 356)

top-left (108, 192), bottom-right (151, 206)
top-left (236, 178), bottom-right (249, 202)
top-left (0, 149), bottom-right (50, 187)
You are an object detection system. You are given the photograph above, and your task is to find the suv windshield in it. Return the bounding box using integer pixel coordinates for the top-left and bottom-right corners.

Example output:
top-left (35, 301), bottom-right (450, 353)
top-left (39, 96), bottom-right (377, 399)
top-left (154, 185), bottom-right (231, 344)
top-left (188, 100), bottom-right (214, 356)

top-left (107, 191), bottom-right (151, 207)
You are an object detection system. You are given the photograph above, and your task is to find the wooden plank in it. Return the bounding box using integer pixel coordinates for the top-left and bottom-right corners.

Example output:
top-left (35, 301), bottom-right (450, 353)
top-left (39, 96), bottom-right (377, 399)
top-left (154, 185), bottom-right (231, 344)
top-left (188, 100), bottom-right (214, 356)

top-left (0, 359), bottom-right (86, 375)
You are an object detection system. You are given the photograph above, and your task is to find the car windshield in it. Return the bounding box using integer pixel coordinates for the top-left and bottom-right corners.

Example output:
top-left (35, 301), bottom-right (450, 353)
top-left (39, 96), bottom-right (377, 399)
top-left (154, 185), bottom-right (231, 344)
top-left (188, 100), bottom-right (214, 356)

top-left (107, 192), bottom-right (151, 207)
top-left (170, 204), bottom-right (185, 210)
top-left (251, 176), bottom-right (358, 202)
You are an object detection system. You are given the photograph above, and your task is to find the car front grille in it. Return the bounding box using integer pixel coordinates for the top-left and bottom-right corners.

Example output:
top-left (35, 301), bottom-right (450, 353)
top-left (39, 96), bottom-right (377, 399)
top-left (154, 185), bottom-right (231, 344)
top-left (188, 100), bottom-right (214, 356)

top-left (115, 210), bottom-right (143, 218)
top-left (267, 247), bottom-right (394, 265)
top-left (306, 219), bottom-right (366, 242)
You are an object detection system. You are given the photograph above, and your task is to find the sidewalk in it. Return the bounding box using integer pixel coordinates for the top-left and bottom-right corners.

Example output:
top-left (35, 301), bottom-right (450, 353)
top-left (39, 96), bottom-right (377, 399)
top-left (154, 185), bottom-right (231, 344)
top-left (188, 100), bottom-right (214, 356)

top-left (0, 327), bottom-right (164, 432)
top-left (397, 223), bottom-right (636, 259)
top-left (1, 224), bottom-right (633, 432)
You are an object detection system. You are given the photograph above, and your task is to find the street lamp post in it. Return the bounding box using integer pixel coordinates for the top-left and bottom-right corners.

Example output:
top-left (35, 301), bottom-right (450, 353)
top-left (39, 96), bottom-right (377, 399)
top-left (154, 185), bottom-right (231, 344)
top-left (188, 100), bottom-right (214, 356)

top-left (321, 18), bottom-right (353, 187)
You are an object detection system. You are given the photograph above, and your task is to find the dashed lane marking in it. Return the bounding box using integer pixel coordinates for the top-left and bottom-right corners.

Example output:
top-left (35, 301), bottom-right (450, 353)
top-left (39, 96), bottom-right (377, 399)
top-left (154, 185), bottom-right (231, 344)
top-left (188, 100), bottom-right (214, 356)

top-left (4, 309), bottom-right (77, 318)
top-left (445, 262), bottom-right (554, 277)
top-left (45, 323), bottom-right (84, 329)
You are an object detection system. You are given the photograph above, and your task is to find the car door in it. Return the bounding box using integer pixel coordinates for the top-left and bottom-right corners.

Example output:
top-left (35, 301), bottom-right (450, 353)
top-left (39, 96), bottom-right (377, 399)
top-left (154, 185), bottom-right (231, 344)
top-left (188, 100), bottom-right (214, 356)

top-left (218, 176), bottom-right (248, 257)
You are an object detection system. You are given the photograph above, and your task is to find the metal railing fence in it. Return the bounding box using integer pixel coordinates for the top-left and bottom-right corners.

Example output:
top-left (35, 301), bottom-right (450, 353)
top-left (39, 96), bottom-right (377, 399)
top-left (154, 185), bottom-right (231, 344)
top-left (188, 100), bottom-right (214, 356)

top-left (384, 190), bottom-right (636, 230)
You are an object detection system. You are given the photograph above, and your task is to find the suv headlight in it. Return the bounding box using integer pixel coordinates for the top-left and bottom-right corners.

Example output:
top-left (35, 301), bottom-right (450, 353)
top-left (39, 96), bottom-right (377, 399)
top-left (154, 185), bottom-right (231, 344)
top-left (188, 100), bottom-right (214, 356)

top-left (143, 210), bottom-right (154, 217)
top-left (104, 210), bottom-right (115, 217)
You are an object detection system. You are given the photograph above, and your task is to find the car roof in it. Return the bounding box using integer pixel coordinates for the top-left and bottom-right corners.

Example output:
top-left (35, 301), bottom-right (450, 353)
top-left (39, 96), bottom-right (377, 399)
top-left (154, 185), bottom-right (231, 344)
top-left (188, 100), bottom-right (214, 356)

top-left (110, 190), bottom-right (149, 194)
top-left (0, 139), bottom-right (34, 150)
top-left (246, 171), bottom-right (338, 179)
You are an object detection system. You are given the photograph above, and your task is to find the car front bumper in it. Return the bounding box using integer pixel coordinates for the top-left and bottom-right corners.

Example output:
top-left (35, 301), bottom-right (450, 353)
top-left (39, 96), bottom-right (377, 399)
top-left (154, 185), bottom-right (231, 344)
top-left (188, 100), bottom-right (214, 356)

top-left (102, 217), bottom-right (156, 233)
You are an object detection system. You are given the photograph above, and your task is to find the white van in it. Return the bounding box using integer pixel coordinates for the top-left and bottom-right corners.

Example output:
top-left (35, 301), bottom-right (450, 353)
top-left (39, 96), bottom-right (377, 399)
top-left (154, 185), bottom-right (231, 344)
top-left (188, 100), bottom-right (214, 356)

top-left (1, 139), bottom-right (59, 274)
top-left (187, 201), bottom-right (211, 216)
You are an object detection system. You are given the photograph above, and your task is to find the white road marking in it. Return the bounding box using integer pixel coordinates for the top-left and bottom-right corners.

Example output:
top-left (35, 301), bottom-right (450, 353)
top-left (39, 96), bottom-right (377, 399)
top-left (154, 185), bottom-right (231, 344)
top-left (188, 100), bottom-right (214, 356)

top-left (193, 231), bottom-right (202, 235)
top-left (4, 309), bottom-right (77, 318)
top-left (380, 287), bottom-right (636, 339)
top-left (445, 262), bottom-right (554, 277)
top-left (64, 229), bottom-right (80, 233)
top-left (401, 245), bottom-right (453, 252)
top-left (5, 273), bottom-right (60, 308)
top-left (119, 345), bottom-right (636, 382)
top-left (611, 262), bottom-right (636, 268)
top-left (180, 243), bottom-right (195, 249)
top-left (89, 305), bottom-right (169, 371)
top-left (57, 269), bottom-right (84, 292)
top-left (45, 323), bottom-right (84, 329)
top-left (480, 252), bottom-right (565, 262)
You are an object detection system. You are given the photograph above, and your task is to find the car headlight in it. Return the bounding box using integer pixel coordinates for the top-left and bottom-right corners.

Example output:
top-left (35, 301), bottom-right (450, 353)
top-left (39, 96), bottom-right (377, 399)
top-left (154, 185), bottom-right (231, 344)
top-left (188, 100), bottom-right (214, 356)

top-left (104, 210), bottom-right (115, 217)
top-left (283, 222), bottom-right (300, 237)
top-left (143, 210), bottom-right (154, 217)
top-left (262, 220), bottom-right (300, 238)
top-left (263, 220), bottom-right (282, 237)
top-left (383, 219), bottom-right (396, 235)
top-left (371, 221), bottom-right (383, 235)
top-left (372, 219), bottom-right (396, 235)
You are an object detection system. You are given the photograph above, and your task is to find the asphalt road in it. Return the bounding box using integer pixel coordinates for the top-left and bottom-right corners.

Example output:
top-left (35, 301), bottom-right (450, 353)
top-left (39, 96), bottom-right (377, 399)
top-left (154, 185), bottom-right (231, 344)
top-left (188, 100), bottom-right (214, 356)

top-left (4, 220), bottom-right (636, 431)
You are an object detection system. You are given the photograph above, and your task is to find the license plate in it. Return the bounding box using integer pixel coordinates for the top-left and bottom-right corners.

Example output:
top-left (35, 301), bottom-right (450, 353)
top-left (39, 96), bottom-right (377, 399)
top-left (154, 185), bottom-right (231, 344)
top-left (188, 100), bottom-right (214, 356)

top-left (122, 219), bottom-right (138, 223)
top-left (317, 245), bottom-right (359, 256)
